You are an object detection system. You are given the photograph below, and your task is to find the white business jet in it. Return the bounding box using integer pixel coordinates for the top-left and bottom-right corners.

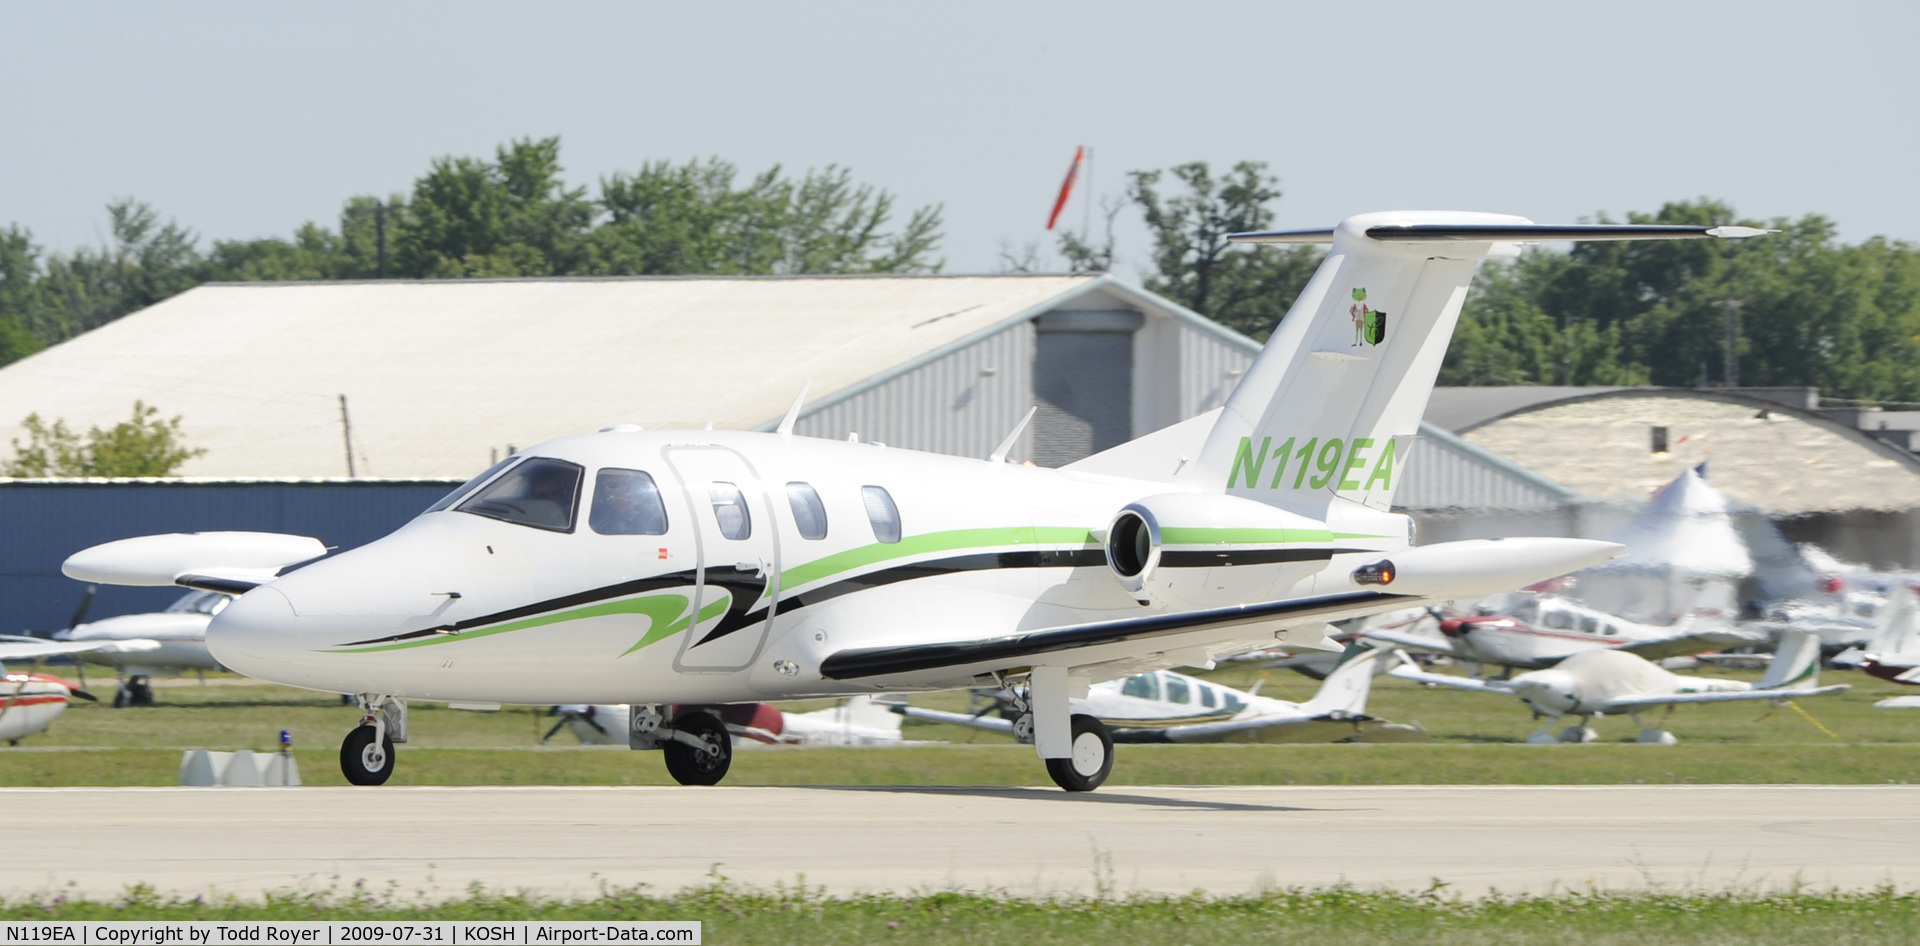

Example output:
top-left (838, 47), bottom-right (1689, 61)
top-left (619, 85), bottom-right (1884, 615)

top-left (62, 211), bottom-right (1766, 790)
top-left (548, 696), bottom-right (904, 747)
top-left (1362, 593), bottom-right (1765, 673)
top-left (897, 644), bottom-right (1424, 743)
top-left (1387, 629), bottom-right (1842, 744)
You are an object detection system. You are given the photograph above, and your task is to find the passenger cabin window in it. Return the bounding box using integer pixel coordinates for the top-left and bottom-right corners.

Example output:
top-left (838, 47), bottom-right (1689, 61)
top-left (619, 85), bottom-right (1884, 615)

top-left (590, 469), bottom-right (669, 535)
top-left (457, 457), bottom-right (583, 532)
top-left (709, 482), bottom-right (751, 540)
top-left (1199, 685), bottom-right (1217, 709)
top-left (1120, 673), bottom-right (1159, 701)
top-left (1543, 609), bottom-right (1572, 630)
top-left (1163, 674), bottom-right (1191, 704)
top-left (426, 456), bottom-right (519, 513)
top-left (786, 482), bottom-right (828, 540)
top-left (1223, 691), bottom-right (1246, 713)
top-left (1603, 622), bottom-right (1619, 636)
top-left (861, 485), bottom-right (902, 544)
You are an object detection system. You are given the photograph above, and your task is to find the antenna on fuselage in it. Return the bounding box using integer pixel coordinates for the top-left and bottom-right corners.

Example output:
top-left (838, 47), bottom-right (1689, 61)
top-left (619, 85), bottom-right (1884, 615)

top-left (988, 406), bottom-right (1038, 463)
top-left (776, 382), bottom-right (811, 438)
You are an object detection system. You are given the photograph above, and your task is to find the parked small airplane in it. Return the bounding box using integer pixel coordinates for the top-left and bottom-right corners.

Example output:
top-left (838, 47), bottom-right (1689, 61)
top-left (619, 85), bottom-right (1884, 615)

top-left (1845, 585), bottom-right (1920, 686)
top-left (54, 589), bottom-right (231, 707)
top-left (896, 645), bottom-right (1424, 743)
top-left (64, 212), bottom-right (1765, 790)
top-left (1386, 629), bottom-right (1842, 744)
top-left (1361, 594), bottom-right (1763, 673)
top-left (0, 638), bottom-right (119, 744)
top-left (546, 696), bottom-right (903, 747)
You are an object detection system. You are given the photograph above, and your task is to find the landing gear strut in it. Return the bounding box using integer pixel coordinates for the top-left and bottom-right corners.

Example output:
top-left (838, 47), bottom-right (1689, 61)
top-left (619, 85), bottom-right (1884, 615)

top-left (662, 710), bottom-right (732, 786)
top-left (340, 695), bottom-right (405, 786)
top-left (112, 676), bottom-right (153, 708)
top-left (1044, 713), bottom-right (1114, 792)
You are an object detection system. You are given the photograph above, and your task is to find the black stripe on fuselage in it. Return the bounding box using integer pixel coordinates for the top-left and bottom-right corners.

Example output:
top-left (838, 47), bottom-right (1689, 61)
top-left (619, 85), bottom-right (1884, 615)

top-left (339, 544), bottom-right (1348, 650)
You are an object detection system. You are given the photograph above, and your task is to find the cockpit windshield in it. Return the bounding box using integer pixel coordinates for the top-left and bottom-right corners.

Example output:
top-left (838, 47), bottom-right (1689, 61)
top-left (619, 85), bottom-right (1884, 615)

top-left (457, 457), bottom-right (584, 532)
top-left (166, 590), bottom-right (232, 616)
top-left (425, 456), bottom-right (521, 513)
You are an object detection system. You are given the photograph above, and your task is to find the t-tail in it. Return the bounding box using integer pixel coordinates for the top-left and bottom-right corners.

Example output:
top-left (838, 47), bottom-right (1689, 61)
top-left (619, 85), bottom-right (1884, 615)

top-left (1180, 212), bottom-right (1771, 522)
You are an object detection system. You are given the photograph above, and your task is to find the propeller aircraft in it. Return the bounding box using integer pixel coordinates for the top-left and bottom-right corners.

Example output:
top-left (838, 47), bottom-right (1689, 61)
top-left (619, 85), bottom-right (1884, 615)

top-left (1361, 593), bottom-right (1766, 673)
top-left (61, 211), bottom-right (1768, 790)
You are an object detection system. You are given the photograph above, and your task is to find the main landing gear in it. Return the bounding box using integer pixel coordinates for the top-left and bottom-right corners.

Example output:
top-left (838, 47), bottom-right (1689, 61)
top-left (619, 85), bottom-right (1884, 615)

top-left (112, 676), bottom-right (154, 708)
top-left (340, 695), bottom-right (406, 786)
top-left (998, 670), bottom-right (1116, 792)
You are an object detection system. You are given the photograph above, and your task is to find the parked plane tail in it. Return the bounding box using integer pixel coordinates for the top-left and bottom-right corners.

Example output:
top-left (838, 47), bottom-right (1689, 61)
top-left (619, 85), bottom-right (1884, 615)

top-left (1301, 642), bottom-right (1385, 718)
top-left (1173, 213), bottom-right (1769, 519)
top-left (1759, 629), bottom-right (1823, 690)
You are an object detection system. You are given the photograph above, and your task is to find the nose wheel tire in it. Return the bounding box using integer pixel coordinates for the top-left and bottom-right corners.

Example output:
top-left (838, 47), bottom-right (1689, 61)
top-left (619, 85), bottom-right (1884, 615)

top-left (1045, 714), bottom-right (1114, 792)
top-left (340, 725), bottom-right (395, 786)
top-left (663, 712), bottom-right (732, 786)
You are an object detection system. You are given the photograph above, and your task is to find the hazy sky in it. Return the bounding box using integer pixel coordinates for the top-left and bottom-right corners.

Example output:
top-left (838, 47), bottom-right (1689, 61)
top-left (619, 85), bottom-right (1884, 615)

top-left (3, 1), bottom-right (1914, 279)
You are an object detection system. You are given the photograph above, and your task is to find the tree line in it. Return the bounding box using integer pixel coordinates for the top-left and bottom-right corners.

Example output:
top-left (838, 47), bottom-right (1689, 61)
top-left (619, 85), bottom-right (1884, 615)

top-left (5, 139), bottom-right (1920, 404)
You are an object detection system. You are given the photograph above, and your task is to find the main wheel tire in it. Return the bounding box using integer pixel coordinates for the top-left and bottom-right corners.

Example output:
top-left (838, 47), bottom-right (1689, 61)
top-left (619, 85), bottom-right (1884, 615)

top-left (130, 680), bottom-right (154, 706)
top-left (339, 725), bottom-right (396, 786)
top-left (1045, 713), bottom-right (1114, 792)
top-left (663, 711), bottom-right (732, 786)
top-left (112, 686), bottom-right (131, 709)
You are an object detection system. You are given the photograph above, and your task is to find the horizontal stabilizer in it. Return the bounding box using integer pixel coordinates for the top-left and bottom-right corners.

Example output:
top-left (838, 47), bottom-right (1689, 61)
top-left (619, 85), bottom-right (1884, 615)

top-left (1228, 223), bottom-right (1774, 245)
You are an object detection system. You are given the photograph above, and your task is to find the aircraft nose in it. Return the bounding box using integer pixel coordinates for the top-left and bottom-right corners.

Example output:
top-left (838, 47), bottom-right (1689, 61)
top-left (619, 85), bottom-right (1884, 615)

top-left (205, 586), bottom-right (299, 673)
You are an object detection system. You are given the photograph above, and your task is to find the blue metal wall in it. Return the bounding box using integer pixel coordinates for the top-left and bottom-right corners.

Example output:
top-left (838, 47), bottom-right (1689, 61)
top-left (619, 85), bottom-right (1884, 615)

top-left (0, 480), bottom-right (459, 634)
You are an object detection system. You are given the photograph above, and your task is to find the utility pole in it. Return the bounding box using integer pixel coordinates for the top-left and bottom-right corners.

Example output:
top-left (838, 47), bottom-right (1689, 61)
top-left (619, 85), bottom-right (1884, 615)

top-left (1712, 298), bottom-right (1743, 387)
top-left (374, 202), bottom-right (390, 279)
top-left (339, 394), bottom-right (357, 478)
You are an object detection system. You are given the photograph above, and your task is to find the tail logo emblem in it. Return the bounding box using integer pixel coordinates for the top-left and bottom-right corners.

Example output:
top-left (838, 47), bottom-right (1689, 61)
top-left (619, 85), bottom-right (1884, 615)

top-left (1349, 288), bottom-right (1387, 346)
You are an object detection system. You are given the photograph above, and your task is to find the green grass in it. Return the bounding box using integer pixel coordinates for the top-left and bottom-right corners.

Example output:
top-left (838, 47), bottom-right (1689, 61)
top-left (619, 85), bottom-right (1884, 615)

top-left (3, 884), bottom-right (1918, 945)
top-left (4, 663), bottom-right (1918, 787)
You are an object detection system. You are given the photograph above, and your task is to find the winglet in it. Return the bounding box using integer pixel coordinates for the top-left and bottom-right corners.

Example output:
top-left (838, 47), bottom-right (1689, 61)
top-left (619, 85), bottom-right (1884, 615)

top-left (989, 406), bottom-right (1038, 463)
top-left (776, 382), bottom-right (811, 438)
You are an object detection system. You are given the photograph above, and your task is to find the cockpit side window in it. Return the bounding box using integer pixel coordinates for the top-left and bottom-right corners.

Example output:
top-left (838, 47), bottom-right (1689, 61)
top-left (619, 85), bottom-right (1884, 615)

top-left (1120, 673), bottom-right (1159, 700)
top-left (457, 457), bottom-right (584, 532)
top-left (166, 590), bottom-right (233, 615)
top-left (426, 456), bottom-right (520, 513)
top-left (589, 468), bottom-right (669, 535)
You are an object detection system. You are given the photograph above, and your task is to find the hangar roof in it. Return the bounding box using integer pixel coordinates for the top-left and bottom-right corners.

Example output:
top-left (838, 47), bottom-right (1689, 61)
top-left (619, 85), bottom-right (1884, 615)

top-left (1456, 389), bottom-right (1920, 515)
top-left (0, 274), bottom-right (1157, 479)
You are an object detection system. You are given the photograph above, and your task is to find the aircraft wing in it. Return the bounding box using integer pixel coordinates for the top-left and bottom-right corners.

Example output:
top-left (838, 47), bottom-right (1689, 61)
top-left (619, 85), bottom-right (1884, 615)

top-left (1613, 627), bottom-right (1769, 663)
top-left (1358, 626), bottom-right (1459, 657)
top-left (891, 705), bottom-right (1016, 735)
top-left (0, 639), bottom-right (151, 662)
top-left (1597, 684), bottom-right (1851, 712)
top-left (1385, 662), bottom-right (1513, 695)
top-left (818, 590), bottom-right (1408, 681)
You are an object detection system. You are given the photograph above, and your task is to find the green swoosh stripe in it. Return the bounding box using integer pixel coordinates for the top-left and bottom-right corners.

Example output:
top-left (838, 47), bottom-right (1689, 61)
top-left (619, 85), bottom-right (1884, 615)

top-left (775, 526), bottom-right (1096, 597)
top-left (324, 590), bottom-right (720, 655)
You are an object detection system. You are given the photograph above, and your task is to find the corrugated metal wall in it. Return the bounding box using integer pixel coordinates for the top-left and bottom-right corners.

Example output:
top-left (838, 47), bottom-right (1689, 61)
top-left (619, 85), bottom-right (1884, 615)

top-left (795, 321), bottom-right (1035, 461)
top-left (1178, 323), bottom-right (1257, 418)
top-left (1395, 429), bottom-right (1575, 511)
top-left (0, 480), bottom-right (457, 635)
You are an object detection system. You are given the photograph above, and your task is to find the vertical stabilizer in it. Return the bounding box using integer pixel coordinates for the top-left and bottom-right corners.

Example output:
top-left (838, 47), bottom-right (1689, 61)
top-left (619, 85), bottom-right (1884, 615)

top-left (1760, 629), bottom-right (1823, 690)
top-left (1302, 643), bottom-right (1384, 717)
top-left (1180, 213), bottom-right (1769, 521)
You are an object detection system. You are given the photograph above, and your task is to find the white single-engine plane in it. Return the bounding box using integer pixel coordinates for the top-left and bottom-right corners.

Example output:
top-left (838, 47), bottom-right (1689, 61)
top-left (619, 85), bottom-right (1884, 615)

top-left (62, 211), bottom-right (1768, 790)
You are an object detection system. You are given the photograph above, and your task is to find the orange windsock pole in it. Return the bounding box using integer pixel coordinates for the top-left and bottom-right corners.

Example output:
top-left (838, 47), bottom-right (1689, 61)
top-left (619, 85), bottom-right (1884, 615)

top-left (1046, 146), bottom-right (1084, 230)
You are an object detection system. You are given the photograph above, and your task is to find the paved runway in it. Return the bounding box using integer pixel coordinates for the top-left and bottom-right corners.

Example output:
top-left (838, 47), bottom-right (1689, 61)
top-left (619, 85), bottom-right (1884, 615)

top-left (6, 785), bottom-right (1917, 900)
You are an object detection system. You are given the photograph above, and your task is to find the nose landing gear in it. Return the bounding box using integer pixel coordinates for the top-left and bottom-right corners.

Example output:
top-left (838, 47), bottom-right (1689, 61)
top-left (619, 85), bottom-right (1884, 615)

top-left (339, 695), bottom-right (406, 786)
top-left (661, 710), bottom-right (732, 786)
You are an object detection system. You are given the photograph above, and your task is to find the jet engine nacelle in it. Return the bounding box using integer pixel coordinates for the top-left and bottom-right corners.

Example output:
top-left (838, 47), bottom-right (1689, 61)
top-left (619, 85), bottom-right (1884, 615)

top-left (1104, 493), bottom-right (1337, 609)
